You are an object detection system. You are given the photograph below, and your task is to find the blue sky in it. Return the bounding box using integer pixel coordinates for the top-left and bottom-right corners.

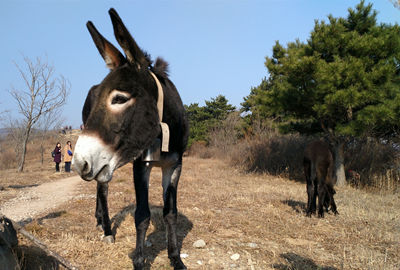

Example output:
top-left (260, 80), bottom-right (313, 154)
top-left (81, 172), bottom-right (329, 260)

top-left (0, 0), bottom-right (398, 128)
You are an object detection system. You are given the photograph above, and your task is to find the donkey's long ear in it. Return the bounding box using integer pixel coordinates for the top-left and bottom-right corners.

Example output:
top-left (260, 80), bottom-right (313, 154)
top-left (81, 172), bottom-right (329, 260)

top-left (87, 21), bottom-right (127, 70)
top-left (109, 8), bottom-right (150, 69)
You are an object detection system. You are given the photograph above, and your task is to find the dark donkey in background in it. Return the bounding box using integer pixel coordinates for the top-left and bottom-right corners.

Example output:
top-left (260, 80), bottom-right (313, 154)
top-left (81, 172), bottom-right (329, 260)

top-left (72, 9), bottom-right (189, 269)
top-left (303, 140), bottom-right (338, 218)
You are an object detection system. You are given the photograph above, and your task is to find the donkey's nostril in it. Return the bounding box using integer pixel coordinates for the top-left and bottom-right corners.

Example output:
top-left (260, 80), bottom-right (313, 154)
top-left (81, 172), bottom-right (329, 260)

top-left (80, 161), bottom-right (95, 181)
top-left (82, 161), bottom-right (89, 174)
top-left (72, 156), bottom-right (93, 180)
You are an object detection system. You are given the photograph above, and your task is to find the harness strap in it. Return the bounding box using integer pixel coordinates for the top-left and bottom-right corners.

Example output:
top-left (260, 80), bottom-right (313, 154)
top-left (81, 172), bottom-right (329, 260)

top-left (149, 71), bottom-right (170, 152)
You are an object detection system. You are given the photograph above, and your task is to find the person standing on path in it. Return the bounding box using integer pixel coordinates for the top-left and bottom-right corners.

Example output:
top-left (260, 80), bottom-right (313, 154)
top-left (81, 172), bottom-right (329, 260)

top-left (63, 141), bottom-right (73, 173)
top-left (53, 142), bottom-right (62, 172)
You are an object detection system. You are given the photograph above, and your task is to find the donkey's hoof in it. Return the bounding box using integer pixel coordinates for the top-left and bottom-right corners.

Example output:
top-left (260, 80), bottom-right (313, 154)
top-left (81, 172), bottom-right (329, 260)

top-left (170, 256), bottom-right (187, 270)
top-left (96, 225), bottom-right (103, 232)
top-left (133, 258), bottom-right (144, 270)
top-left (102, 235), bottom-right (115, 243)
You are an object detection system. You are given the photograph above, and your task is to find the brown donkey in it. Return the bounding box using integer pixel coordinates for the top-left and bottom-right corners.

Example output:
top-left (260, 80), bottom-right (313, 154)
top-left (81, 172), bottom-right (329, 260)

top-left (303, 140), bottom-right (338, 218)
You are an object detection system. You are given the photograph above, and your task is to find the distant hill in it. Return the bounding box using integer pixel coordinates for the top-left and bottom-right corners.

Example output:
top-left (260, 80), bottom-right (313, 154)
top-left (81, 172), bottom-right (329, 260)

top-left (0, 128), bottom-right (9, 136)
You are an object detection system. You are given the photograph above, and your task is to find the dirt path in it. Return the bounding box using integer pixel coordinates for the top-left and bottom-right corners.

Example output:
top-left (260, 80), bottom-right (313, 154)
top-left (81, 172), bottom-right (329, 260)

top-left (0, 175), bottom-right (83, 222)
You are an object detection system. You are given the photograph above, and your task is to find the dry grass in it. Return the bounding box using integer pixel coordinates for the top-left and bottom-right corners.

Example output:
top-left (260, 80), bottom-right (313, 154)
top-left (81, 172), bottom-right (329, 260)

top-left (12, 156), bottom-right (400, 269)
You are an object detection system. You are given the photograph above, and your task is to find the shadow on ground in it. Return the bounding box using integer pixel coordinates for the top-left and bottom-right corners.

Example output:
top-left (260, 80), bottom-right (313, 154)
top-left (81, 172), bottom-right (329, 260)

top-left (18, 211), bottom-right (68, 227)
top-left (16, 245), bottom-right (59, 270)
top-left (273, 253), bottom-right (337, 270)
top-left (37, 211), bottom-right (67, 225)
top-left (13, 211), bottom-right (70, 270)
top-left (110, 203), bottom-right (193, 270)
top-left (8, 184), bottom-right (39, 189)
top-left (282, 199), bottom-right (306, 214)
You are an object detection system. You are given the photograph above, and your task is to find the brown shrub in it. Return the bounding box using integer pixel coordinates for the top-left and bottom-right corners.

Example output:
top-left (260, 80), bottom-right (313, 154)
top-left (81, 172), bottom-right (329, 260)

top-left (344, 138), bottom-right (400, 191)
top-left (0, 148), bottom-right (17, 170)
top-left (229, 133), bottom-right (309, 180)
top-left (207, 116), bottom-right (400, 191)
top-left (186, 141), bottom-right (214, 159)
top-left (192, 115), bottom-right (311, 180)
top-left (208, 112), bottom-right (243, 156)
top-left (226, 134), bottom-right (400, 191)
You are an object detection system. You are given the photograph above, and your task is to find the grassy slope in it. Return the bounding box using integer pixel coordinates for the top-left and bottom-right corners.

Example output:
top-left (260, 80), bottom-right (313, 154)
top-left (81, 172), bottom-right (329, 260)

top-left (14, 156), bottom-right (400, 270)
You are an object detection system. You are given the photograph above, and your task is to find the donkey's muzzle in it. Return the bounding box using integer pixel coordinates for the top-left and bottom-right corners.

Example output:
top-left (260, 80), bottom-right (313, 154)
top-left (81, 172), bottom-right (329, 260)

top-left (72, 134), bottom-right (118, 183)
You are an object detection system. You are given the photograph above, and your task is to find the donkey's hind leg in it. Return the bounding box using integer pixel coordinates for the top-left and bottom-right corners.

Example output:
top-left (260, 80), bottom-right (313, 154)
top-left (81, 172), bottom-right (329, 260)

top-left (96, 182), bottom-right (114, 243)
top-left (162, 157), bottom-right (186, 270)
top-left (317, 182), bottom-right (327, 218)
top-left (327, 185), bottom-right (339, 215)
top-left (304, 159), bottom-right (316, 217)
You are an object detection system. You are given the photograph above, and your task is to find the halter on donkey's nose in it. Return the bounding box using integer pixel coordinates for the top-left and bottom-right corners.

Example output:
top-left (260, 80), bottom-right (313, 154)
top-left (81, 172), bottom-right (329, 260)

top-left (141, 70), bottom-right (170, 164)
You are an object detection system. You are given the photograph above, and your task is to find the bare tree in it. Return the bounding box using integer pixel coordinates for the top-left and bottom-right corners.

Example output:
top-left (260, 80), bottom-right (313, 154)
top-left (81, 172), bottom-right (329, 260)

top-left (35, 108), bottom-right (65, 164)
top-left (8, 56), bottom-right (69, 172)
top-left (390, 0), bottom-right (400, 9)
top-left (6, 116), bottom-right (25, 163)
top-left (0, 103), bottom-right (8, 125)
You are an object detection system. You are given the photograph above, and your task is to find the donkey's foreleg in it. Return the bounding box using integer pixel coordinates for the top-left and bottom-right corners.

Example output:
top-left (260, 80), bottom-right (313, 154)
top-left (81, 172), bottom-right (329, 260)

top-left (133, 160), bottom-right (152, 270)
top-left (96, 182), bottom-right (113, 242)
top-left (162, 159), bottom-right (186, 270)
top-left (95, 185), bottom-right (102, 229)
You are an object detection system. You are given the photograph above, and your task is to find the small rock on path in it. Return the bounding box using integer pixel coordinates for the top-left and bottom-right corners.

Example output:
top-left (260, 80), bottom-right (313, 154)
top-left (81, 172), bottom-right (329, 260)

top-left (193, 239), bottom-right (206, 248)
top-left (230, 253), bottom-right (240, 261)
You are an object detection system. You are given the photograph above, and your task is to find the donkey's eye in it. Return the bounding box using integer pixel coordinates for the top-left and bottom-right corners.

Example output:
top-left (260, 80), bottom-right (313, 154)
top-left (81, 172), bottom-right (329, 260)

top-left (107, 90), bottom-right (135, 113)
top-left (111, 95), bottom-right (130, 105)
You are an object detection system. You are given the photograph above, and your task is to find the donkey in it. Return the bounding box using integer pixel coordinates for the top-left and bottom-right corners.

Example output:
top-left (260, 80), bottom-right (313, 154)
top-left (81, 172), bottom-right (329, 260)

top-left (72, 9), bottom-right (189, 269)
top-left (303, 140), bottom-right (338, 218)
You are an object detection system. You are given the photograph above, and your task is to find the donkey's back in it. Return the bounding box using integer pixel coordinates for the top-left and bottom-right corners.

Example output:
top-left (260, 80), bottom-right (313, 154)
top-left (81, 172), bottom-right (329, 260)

top-left (304, 140), bottom-right (334, 186)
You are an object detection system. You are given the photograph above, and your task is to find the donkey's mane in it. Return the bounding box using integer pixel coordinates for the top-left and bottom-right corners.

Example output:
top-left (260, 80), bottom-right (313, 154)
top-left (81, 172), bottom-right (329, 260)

top-left (153, 57), bottom-right (170, 78)
top-left (141, 49), bottom-right (169, 78)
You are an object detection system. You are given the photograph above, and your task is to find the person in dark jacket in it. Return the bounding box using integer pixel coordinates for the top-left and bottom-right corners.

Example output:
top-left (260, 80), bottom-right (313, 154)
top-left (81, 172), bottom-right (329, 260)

top-left (53, 142), bottom-right (62, 172)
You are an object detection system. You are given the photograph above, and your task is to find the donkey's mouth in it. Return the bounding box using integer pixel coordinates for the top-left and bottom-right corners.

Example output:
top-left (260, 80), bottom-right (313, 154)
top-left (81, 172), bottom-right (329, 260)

top-left (78, 164), bottom-right (113, 183)
top-left (80, 168), bottom-right (96, 182)
top-left (94, 164), bottom-right (113, 183)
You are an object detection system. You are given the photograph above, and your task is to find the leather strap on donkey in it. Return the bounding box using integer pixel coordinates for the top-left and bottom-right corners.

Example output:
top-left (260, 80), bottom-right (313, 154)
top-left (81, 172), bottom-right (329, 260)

top-left (149, 71), bottom-right (170, 152)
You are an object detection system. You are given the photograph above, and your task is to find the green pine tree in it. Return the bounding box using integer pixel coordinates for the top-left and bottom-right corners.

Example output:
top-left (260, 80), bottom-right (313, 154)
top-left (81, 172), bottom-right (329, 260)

top-left (185, 95), bottom-right (236, 147)
top-left (243, 1), bottom-right (400, 185)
